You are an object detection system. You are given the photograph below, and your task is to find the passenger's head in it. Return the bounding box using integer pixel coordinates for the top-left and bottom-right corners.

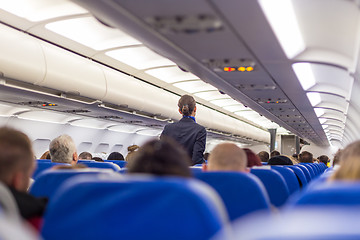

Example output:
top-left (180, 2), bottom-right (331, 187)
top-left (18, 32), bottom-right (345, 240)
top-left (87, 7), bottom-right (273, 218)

top-left (206, 143), bottom-right (248, 172)
top-left (40, 150), bottom-right (51, 159)
top-left (78, 151), bottom-right (92, 160)
top-left (333, 149), bottom-right (342, 167)
top-left (92, 157), bottom-right (104, 162)
top-left (270, 150), bottom-right (280, 158)
top-left (204, 152), bottom-right (210, 161)
top-left (107, 152), bottom-right (124, 160)
top-left (125, 145), bottom-right (139, 163)
top-left (178, 95), bottom-right (196, 117)
top-left (268, 155), bottom-right (293, 165)
top-left (244, 148), bottom-right (262, 167)
top-left (258, 151), bottom-right (269, 162)
top-left (0, 127), bottom-right (34, 192)
top-left (127, 138), bottom-right (191, 178)
top-left (299, 151), bottom-right (313, 163)
top-left (49, 135), bottom-right (78, 165)
top-left (332, 141), bottom-right (360, 180)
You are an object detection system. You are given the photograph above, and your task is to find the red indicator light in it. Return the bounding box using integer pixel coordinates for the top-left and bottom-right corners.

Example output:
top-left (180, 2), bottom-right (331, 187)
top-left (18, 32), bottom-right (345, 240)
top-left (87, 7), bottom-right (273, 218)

top-left (238, 67), bottom-right (246, 72)
top-left (246, 66), bottom-right (254, 72)
top-left (42, 104), bottom-right (46, 106)
top-left (224, 67), bottom-right (236, 72)
top-left (267, 101), bottom-right (270, 103)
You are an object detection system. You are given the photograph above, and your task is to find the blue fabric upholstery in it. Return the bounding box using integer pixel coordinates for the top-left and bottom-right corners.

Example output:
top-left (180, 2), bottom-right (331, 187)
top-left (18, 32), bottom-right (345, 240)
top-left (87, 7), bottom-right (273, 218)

top-left (105, 160), bottom-right (127, 168)
top-left (250, 169), bottom-right (289, 207)
top-left (285, 165), bottom-right (308, 187)
top-left (41, 175), bottom-right (228, 240)
top-left (30, 170), bottom-right (110, 199)
top-left (194, 172), bottom-right (270, 221)
top-left (270, 166), bottom-right (300, 194)
top-left (77, 160), bottom-right (119, 171)
top-left (191, 167), bottom-right (203, 174)
top-left (296, 164), bottom-right (312, 182)
top-left (300, 163), bottom-right (316, 178)
top-left (292, 182), bottom-right (360, 206)
top-left (33, 162), bottom-right (69, 179)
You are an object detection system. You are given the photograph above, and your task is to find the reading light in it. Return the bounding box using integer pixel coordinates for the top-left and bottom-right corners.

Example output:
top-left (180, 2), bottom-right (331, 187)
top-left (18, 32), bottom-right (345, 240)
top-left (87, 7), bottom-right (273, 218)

top-left (292, 63), bottom-right (316, 90)
top-left (246, 66), bottom-right (254, 72)
top-left (238, 67), bottom-right (246, 72)
top-left (306, 92), bottom-right (321, 106)
top-left (258, 0), bottom-right (305, 59)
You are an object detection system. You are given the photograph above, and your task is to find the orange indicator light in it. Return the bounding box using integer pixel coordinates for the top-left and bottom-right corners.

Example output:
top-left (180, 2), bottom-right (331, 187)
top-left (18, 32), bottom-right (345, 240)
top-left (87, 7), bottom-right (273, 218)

top-left (238, 67), bottom-right (246, 72)
top-left (246, 66), bottom-right (254, 72)
top-left (224, 67), bottom-right (236, 72)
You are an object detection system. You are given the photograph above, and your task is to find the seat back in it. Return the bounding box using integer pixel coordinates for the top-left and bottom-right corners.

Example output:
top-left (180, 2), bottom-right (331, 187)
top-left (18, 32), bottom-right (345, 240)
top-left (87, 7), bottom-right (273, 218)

top-left (194, 172), bottom-right (270, 221)
top-left (33, 162), bottom-right (70, 179)
top-left (285, 165), bottom-right (308, 187)
top-left (300, 163), bottom-right (316, 178)
top-left (296, 164), bottom-right (312, 182)
top-left (270, 166), bottom-right (300, 194)
top-left (77, 160), bottom-right (120, 171)
top-left (30, 169), bottom-right (114, 199)
top-left (42, 175), bottom-right (228, 240)
top-left (105, 160), bottom-right (127, 168)
top-left (292, 182), bottom-right (360, 206)
top-left (250, 169), bottom-right (289, 207)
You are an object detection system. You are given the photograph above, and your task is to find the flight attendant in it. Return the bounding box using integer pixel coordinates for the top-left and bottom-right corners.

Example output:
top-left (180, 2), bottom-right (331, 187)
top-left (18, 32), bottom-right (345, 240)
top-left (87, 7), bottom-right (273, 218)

top-left (160, 95), bottom-right (206, 165)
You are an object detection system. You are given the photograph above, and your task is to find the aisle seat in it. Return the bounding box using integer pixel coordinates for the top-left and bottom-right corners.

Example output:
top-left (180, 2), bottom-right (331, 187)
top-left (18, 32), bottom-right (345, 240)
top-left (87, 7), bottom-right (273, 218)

top-left (271, 166), bottom-right (300, 194)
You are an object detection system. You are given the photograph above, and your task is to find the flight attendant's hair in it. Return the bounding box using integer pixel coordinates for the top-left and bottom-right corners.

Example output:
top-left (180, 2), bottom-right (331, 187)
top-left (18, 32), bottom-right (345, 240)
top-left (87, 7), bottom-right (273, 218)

top-left (178, 95), bottom-right (196, 116)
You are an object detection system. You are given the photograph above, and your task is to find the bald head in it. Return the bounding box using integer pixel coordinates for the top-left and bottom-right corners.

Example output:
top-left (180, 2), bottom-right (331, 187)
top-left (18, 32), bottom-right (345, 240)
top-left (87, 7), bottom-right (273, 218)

top-left (207, 143), bottom-right (247, 172)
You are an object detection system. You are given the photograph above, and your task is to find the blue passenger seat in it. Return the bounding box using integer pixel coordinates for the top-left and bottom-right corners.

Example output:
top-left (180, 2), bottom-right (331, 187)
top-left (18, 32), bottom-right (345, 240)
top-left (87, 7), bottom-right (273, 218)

top-left (296, 164), bottom-right (312, 182)
top-left (33, 162), bottom-right (70, 179)
top-left (41, 175), bottom-right (228, 240)
top-left (105, 160), bottom-right (127, 168)
top-left (270, 166), bottom-right (300, 194)
top-left (284, 165), bottom-right (308, 187)
top-left (250, 169), bottom-right (289, 207)
top-left (194, 172), bottom-right (270, 221)
top-left (77, 160), bottom-right (120, 171)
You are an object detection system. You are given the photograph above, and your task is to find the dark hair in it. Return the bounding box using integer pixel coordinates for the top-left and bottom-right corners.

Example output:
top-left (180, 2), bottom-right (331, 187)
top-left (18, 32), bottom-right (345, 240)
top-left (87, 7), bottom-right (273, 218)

top-left (317, 155), bottom-right (329, 165)
top-left (270, 150), bottom-right (280, 158)
top-left (0, 127), bottom-right (33, 182)
top-left (92, 157), bottom-right (104, 162)
top-left (333, 149), bottom-right (342, 167)
top-left (107, 152), bottom-right (124, 160)
top-left (268, 155), bottom-right (293, 165)
top-left (127, 138), bottom-right (191, 177)
top-left (79, 152), bottom-right (92, 160)
top-left (299, 151), bottom-right (313, 163)
top-left (243, 148), bottom-right (262, 167)
top-left (204, 152), bottom-right (210, 161)
top-left (257, 151), bottom-right (269, 162)
top-left (178, 95), bottom-right (196, 116)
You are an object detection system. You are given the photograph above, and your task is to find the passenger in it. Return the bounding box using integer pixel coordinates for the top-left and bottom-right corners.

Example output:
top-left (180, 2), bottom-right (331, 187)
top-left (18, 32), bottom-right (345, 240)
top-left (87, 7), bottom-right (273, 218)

top-left (204, 152), bottom-right (210, 161)
top-left (78, 151), bottom-right (92, 160)
top-left (125, 145), bottom-right (139, 163)
top-left (92, 157), bottom-right (104, 162)
top-left (160, 95), bottom-right (206, 166)
top-left (49, 135), bottom-right (78, 165)
top-left (298, 151), bottom-right (314, 163)
top-left (0, 127), bottom-right (47, 220)
top-left (127, 138), bottom-right (191, 177)
top-left (107, 152), bottom-right (124, 160)
top-left (244, 148), bottom-right (262, 167)
top-left (204, 143), bottom-right (248, 172)
top-left (331, 141), bottom-right (360, 180)
top-left (258, 151), bottom-right (269, 162)
top-left (39, 151), bottom-right (50, 159)
top-left (270, 150), bottom-right (280, 158)
top-left (332, 149), bottom-right (342, 168)
top-left (268, 155), bottom-right (293, 165)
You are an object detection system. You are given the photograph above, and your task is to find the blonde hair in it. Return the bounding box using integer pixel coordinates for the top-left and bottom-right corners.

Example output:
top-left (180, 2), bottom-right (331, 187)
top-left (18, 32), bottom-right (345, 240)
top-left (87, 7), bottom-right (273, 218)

top-left (125, 145), bottom-right (139, 162)
top-left (331, 141), bottom-right (360, 181)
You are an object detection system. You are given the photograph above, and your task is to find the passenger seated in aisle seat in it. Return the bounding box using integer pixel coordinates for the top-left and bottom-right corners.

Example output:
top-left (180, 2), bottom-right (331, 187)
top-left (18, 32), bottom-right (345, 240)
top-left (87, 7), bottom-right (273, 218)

top-left (127, 138), bottom-right (191, 177)
top-left (299, 151), bottom-right (314, 163)
top-left (125, 145), bottom-right (139, 163)
top-left (203, 143), bottom-right (248, 172)
top-left (244, 148), bottom-right (262, 167)
top-left (0, 127), bottom-right (47, 221)
top-left (331, 142), bottom-right (360, 181)
top-left (268, 155), bottom-right (293, 165)
top-left (258, 151), bottom-right (269, 163)
top-left (107, 152), bottom-right (124, 160)
top-left (78, 152), bottom-right (92, 160)
top-left (39, 151), bottom-right (50, 159)
top-left (318, 155), bottom-right (330, 166)
top-left (270, 150), bottom-right (280, 158)
top-left (49, 135), bottom-right (78, 165)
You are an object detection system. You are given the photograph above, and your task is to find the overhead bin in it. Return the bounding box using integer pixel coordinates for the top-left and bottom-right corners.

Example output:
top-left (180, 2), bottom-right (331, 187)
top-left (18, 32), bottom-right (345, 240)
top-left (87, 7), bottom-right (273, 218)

top-left (0, 24), bottom-right (46, 84)
top-left (39, 41), bottom-right (107, 100)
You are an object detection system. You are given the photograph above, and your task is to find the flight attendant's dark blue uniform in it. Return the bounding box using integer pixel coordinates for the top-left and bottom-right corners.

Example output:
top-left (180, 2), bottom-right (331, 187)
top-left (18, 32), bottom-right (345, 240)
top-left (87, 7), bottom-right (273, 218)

top-left (160, 116), bottom-right (206, 165)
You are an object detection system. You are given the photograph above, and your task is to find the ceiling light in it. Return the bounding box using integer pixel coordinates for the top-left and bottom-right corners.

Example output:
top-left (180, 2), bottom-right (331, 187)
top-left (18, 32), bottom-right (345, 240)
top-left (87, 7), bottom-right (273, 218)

top-left (0, 0), bottom-right (87, 22)
top-left (306, 92), bottom-right (321, 106)
top-left (223, 104), bottom-right (248, 112)
top-left (106, 46), bottom-right (175, 70)
top-left (314, 108), bottom-right (325, 117)
top-left (292, 63), bottom-right (316, 90)
top-left (258, 0), bottom-right (305, 59)
top-left (195, 91), bottom-right (228, 101)
top-left (210, 98), bottom-right (240, 107)
top-left (46, 17), bottom-right (141, 50)
top-left (145, 66), bottom-right (199, 83)
top-left (173, 80), bottom-right (217, 93)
